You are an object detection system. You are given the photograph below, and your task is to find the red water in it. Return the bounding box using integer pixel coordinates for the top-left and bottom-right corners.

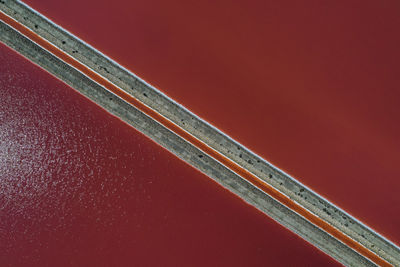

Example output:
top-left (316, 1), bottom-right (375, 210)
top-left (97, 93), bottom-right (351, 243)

top-left (0, 43), bottom-right (338, 265)
top-left (22, 0), bottom-right (400, 245)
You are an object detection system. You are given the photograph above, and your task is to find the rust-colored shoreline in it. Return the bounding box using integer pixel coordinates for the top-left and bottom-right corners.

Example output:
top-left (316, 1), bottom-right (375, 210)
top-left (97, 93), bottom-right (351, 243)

top-left (0, 11), bottom-right (390, 266)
